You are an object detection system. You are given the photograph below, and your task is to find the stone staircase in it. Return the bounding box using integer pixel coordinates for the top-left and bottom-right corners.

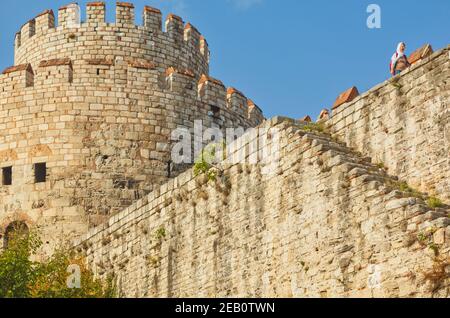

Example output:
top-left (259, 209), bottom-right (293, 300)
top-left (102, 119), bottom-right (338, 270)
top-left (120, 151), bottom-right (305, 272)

top-left (76, 117), bottom-right (449, 297)
top-left (280, 117), bottom-right (449, 238)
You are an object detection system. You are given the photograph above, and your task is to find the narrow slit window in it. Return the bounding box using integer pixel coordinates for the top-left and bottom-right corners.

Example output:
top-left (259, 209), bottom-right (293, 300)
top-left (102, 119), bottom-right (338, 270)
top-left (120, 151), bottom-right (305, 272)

top-left (2, 166), bottom-right (12, 186)
top-left (34, 163), bottom-right (47, 183)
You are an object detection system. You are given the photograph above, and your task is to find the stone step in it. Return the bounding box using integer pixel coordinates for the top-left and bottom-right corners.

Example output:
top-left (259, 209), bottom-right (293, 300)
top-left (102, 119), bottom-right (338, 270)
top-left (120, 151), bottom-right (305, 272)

top-left (326, 151), bottom-right (380, 172)
top-left (313, 142), bottom-right (355, 156)
top-left (300, 132), bottom-right (347, 149)
top-left (288, 124), bottom-right (450, 225)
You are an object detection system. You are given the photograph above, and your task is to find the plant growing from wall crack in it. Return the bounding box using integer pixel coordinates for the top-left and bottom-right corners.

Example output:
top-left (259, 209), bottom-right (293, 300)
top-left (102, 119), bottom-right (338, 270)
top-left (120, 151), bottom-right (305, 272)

top-left (155, 227), bottom-right (167, 241)
top-left (193, 142), bottom-right (227, 182)
top-left (417, 227), bottom-right (441, 256)
top-left (302, 122), bottom-right (329, 134)
top-left (427, 197), bottom-right (444, 209)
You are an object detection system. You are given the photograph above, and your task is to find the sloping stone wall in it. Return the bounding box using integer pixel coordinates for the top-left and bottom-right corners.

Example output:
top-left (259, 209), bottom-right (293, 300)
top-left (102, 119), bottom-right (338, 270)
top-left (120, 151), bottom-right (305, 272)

top-left (330, 46), bottom-right (450, 202)
top-left (75, 119), bottom-right (450, 298)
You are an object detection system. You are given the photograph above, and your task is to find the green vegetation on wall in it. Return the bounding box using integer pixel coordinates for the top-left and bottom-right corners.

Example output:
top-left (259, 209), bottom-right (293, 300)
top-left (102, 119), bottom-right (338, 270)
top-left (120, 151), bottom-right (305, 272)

top-left (0, 232), bottom-right (116, 298)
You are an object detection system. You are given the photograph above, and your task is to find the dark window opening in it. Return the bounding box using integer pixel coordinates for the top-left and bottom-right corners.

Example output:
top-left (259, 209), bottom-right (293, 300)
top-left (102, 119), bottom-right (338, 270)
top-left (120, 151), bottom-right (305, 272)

top-left (34, 163), bottom-right (47, 183)
top-left (97, 69), bottom-right (100, 76)
top-left (2, 166), bottom-right (12, 186)
top-left (167, 160), bottom-right (173, 178)
top-left (210, 105), bottom-right (220, 116)
top-left (4, 221), bottom-right (29, 249)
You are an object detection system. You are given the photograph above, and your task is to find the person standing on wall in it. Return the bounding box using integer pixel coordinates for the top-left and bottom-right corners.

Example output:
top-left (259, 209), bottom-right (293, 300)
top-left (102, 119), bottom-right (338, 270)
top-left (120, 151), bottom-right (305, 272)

top-left (390, 42), bottom-right (411, 76)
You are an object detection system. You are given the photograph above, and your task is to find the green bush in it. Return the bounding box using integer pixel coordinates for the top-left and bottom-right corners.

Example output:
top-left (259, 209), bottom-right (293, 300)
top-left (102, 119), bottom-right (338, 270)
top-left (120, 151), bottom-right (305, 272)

top-left (0, 232), bottom-right (116, 298)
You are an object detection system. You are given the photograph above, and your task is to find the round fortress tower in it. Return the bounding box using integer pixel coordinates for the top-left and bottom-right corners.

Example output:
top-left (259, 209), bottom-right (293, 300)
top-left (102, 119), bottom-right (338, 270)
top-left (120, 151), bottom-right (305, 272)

top-left (0, 2), bottom-right (264, 252)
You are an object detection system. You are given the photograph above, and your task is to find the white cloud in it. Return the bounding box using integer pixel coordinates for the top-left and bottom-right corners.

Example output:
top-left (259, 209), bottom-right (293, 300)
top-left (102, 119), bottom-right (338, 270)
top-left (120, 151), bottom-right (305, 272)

top-left (229, 0), bottom-right (263, 11)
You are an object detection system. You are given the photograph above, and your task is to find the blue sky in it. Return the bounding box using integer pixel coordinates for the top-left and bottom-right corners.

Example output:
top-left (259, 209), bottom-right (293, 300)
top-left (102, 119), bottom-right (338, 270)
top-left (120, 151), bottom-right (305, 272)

top-left (0, 0), bottom-right (449, 119)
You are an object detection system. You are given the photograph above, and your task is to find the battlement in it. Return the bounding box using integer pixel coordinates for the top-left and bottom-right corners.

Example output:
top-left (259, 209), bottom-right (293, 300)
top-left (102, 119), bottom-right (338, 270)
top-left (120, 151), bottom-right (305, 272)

top-left (86, 2), bottom-right (106, 24)
top-left (35, 10), bottom-right (55, 34)
top-left (14, 2), bottom-right (210, 71)
top-left (198, 74), bottom-right (227, 110)
top-left (116, 2), bottom-right (135, 26)
top-left (37, 58), bottom-right (73, 85)
top-left (58, 3), bottom-right (81, 28)
top-left (143, 6), bottom-right (162, 31)
top-left (227, 87), bottom-right (247, 119)
top-left (184, 23), bottom-right (202, 52)
top-left (165, 66), bottom-right (196, 96)
top-left (0, 64), bottom-right (34, 91)
top-left (0, 56), bottom-right (264, 123)
top-left (0, 59), bottom-right (73, 90)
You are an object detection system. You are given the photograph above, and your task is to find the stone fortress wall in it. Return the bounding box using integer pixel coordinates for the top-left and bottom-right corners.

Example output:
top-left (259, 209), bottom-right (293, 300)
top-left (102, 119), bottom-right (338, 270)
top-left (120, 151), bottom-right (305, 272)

top-left (74, 117), bottom-right (449, 298)
top-left (329, 46), bottom-right (450, 202)
top-left (0, 2), bottom-right (264, 254)
top-left (0, 1), bottom-right (448, 298)
top-left (73, 44), bottom-right (449, 298)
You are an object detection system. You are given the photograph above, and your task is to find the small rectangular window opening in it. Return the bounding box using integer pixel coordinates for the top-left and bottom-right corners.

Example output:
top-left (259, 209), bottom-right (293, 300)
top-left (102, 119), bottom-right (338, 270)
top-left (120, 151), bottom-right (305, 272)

top-left (34, 163), bottom-right (47, 183)
top-left (2, 166), bottom-right (12, 186)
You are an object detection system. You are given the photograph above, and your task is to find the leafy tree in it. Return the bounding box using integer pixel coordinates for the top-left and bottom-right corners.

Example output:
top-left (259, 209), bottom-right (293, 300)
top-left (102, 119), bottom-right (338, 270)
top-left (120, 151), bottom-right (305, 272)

top-left (0, 231), bottom-right (41, 298)
top-left (0, 232), bottom-right (116, 298)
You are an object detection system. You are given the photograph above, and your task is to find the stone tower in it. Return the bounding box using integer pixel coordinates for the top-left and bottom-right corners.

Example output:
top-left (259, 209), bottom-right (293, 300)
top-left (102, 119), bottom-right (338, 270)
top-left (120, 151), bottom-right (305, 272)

top-left (0, 2), bottom-right (264, 253)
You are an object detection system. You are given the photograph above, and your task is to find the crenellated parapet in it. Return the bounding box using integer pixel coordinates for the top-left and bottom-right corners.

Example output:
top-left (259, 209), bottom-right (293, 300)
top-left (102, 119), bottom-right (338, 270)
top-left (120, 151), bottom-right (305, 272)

top-left (58, 3), bottom-right (81, 28)
top-left (0, 56), bottom-right (264, 123)
top-left (143, 6), bottom-right (162, 31)
top-left (16, 9), bottom-right (55, 45)
top-left (116, 2), bottom-right (135, 26)
top-left (14, 2), bottom-right (211, 78)
top-left (9, 2), bottom-right (260, 120)
top-left (165, 13), bottom-right (184, 43)
top-left (86, 2), bottom-right (106, 25)
top-left (198, 74), bottom-right (227, 110)
top-left (35, 10), bottom-right (55, 34)
top-left (37, 58), bottom-right (73, 85)
top-left (227, 87), bottom-right (248, 119)
top-left (1, 64), bottom-right (34, 91)
top-left (247, 100), bottom-right (265, 125)
top-left (165, 66), bottom-right (196, 96)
